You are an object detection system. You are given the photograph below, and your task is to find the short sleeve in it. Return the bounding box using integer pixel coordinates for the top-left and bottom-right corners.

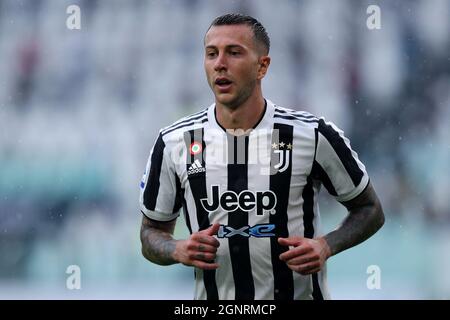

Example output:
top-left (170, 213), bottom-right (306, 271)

top-left (139, 132), bottom-right (182, 221)
top-left (312, 118), bottom-right (370, 202)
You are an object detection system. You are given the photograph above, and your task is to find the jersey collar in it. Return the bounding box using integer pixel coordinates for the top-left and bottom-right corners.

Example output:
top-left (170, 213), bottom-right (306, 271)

top-left (208, 98), bottom-right (275, 133)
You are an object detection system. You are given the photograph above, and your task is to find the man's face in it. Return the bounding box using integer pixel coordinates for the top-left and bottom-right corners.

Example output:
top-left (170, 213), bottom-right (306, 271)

top-left (204, 24), bottom-right (269, 109)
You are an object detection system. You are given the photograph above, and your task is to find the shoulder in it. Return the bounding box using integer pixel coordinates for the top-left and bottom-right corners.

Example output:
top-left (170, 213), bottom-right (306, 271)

top-left (272, 103), bottom-right (320, 129)
top-left (158, 105), bottom-right (211, 142)
top-left (271, 103), bottom-right (345, 134)
top-left (270, 103), bottom-right (353, 150)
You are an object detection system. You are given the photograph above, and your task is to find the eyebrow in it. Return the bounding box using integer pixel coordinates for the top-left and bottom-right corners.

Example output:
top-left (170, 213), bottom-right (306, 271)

top-left (205, 44), bottom-right (245, 50)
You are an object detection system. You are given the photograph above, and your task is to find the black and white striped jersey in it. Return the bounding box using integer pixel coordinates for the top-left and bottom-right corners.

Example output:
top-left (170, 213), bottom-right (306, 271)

top-left (139, 99), bottom-right (369, 300)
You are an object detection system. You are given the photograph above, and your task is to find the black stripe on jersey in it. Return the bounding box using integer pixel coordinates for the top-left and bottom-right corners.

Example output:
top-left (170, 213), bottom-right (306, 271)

top-left (143, 133), bottom-right (165, 211)
top-left (274, 114), bottom-right (319, 123)
top-left (174, 174), bottom-right (191, 234)
top-left (274, 107), bottom-right (317, 120)
top-left (227, 134), bottom-right (255, 300)
top-left (312, 274), bottom-right (323, 300)
top-left (162, 109), bottom-right (208, 134)
top-left (184, 128), bottom-right (219, 300)
top-left (269, 123), bottom-right (294, 300)
top-left (162, 117), bottom-right (208, 137)
top-left (173, 173), bottom-right (183, 213)
top-left (302, 176), bottom-right (315, 239)
top-left (317, 119), bottom-right (364, 187)
top-left (302, 176), bottom-right (324, 300)
top-left (182, 197), bottom-right (192, 234)
top-left (311, 160), bottom-right (338, 197)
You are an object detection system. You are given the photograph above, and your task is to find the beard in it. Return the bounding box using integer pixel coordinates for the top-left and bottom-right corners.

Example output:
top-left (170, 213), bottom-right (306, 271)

top-left (213, 79), bottom-right (256, 110)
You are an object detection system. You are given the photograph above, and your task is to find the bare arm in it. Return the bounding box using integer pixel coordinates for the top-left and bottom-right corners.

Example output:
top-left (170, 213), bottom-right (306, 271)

top-left (140, 214), bottom-right (178, 265)
top-left (323, 181), bottom-right (385, 257)
top-left (279, 181), bottom-right (385, 275)
top-left (140, 214), bottom-right (221, 269)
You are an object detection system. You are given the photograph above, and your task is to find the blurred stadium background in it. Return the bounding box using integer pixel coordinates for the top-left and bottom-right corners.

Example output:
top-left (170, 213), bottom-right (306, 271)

top-left (0, 0), bottom-right (449, 299)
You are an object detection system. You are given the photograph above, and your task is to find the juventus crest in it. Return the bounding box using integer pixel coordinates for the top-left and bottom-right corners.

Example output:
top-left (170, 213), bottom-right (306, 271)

top-left (271, 140), bottom-right (292, 174)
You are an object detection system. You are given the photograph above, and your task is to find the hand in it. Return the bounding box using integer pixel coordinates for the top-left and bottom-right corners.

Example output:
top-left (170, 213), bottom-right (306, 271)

top-left (173, 223), bottom-right (221, 270)
top-left (278, 236), bottom-right (331, 275)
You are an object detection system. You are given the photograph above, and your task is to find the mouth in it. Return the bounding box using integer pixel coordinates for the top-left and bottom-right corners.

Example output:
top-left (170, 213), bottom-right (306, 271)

top-left (214, 77), bottom-right (233, 92)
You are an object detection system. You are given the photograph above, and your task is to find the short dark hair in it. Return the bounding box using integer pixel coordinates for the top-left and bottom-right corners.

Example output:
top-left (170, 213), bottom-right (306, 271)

top-left (207, 13), bottom-right (270, 54)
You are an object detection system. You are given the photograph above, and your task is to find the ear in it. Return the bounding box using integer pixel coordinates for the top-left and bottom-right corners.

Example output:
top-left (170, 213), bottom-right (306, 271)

top-left (257, 55), bottom-right (271, 80)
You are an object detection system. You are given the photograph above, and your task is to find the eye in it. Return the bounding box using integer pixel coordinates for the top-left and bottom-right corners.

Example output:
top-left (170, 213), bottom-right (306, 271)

top-left (230, 51), bottom-right (240, 56)
top-left (206, 51), bottom-right (217, 58)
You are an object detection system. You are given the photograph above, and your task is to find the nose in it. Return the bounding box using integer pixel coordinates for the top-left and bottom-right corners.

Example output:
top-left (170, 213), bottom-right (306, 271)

top-left (214, 52), bottom-right (227, 72)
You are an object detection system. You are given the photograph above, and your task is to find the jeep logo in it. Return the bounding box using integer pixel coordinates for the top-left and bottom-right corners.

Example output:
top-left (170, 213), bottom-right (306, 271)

top-left (200, 185), bottom-right (277, 216)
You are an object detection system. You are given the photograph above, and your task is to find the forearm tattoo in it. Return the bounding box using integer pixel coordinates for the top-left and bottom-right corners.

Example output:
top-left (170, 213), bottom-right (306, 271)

top-left (324, 183), bottom-right (385, 257)
top-left (140, 216), bottom-right (177, 265)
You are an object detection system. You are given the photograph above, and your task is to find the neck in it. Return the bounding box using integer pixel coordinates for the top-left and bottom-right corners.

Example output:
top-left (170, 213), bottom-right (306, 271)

top-left (215, 92), bottom-right (265, 132)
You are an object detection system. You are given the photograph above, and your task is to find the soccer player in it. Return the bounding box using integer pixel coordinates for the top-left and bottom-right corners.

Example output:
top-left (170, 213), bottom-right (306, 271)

top-left (139, 13), bottom-right (385, 300)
